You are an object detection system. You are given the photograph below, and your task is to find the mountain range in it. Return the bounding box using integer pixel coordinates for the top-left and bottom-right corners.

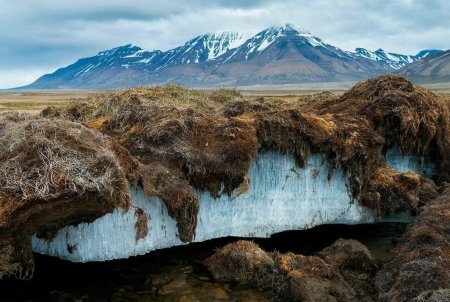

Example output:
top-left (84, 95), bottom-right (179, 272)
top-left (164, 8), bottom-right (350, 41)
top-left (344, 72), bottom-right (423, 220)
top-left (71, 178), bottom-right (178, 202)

top-left (22, 24), bottom-right (446, 89)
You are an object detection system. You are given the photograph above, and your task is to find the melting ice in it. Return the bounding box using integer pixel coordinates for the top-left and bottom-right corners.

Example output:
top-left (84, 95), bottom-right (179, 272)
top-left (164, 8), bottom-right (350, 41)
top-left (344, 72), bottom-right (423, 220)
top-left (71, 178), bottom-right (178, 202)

top-left (32, 149), bottom-right (436, 262)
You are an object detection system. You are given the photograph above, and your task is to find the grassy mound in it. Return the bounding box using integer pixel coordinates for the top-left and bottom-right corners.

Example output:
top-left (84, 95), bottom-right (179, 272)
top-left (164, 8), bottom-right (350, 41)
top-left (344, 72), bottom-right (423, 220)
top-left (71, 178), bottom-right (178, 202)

top-left (204, 240), bottom-right (275, 288)
top-left (204, 239), bottom-right (379, 301)
top-left (46, 75), bottom-right (447, 241)
top-left (307, 75), bottom-right (450, 182)
top-left (376, 187), bottom-right (450, 302)
top-left (0, 113), bottom-right (130, 279)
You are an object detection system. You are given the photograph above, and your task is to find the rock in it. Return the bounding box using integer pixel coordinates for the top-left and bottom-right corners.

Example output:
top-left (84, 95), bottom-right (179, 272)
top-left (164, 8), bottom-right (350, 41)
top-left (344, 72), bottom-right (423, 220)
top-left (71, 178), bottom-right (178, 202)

top-left (150, 272), bottom-right (171, 286)
top-left (180, 265), bottom-right (193, 274)
top-left (158, 275), bottom-right (191, 296)
top-left (213, 288), bottom-right (231, 300)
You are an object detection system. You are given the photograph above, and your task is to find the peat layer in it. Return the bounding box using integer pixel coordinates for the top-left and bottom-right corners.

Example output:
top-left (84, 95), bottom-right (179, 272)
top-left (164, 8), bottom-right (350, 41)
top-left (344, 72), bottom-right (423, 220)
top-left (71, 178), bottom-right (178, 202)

top-left (0, 75), bottom-right (449, 280)
top-left (376, 187), bottom-right (450, 302)
top-left (0, 114), bottom-right (130, 279)
top-left (205, 239), bottom-right (380, 301)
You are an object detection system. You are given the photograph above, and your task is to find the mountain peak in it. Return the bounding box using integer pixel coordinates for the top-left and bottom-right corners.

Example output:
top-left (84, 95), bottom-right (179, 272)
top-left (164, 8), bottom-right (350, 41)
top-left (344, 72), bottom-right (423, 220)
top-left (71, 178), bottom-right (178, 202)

top-left (267, 23), bottom-right (312, 36)
top-left (97, 44), bottom-right (143, 57)
top-left (194, 31), bottom-right (251, 47)
top-left (155, 31), bottom-right (252, 66)
top-left (352, 47), bottom-right (440, 70)
top-left (282, 23), bottom-right (311, 34)
top-left (414, 49), bottom-right (444, 59)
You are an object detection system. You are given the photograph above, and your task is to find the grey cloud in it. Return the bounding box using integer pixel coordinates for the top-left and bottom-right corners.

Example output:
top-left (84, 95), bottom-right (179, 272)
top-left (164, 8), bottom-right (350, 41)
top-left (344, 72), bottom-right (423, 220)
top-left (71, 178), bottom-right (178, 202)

top-left (0, 0), bottom-right (449, 88)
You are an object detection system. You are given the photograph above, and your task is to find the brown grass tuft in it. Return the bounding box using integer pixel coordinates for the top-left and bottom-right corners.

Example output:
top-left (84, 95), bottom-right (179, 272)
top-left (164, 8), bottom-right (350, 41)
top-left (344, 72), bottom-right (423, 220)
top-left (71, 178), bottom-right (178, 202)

top-left (204, 240), bottom-right (275, 288)
top-left (376, 188), bottom-right (450, 302)
top-left (0, 113), bottom-right (130, 279)
top-left (205, 239), bottom-right (378, 301)
top-left (134, 207), bottom-right (149, 242)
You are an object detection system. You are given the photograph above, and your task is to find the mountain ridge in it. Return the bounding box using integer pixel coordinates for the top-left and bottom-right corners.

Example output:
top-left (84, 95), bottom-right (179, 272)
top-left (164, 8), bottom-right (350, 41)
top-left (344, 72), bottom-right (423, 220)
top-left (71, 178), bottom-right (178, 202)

top-left (398, 50), bottom-right (450, 83)
top-left (353, 48), bottom-right (443, 70)
top-left (22, 24), bottom-right (443, 89)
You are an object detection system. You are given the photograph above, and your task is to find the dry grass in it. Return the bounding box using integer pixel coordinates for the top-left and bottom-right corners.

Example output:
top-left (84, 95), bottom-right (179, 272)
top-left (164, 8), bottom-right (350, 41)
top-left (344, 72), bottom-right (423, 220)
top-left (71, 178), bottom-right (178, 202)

top-left (134, 207), bottom-right (149, 242)
top-left (0, 91), bottom-right (93, 114)
top-left (0, 112), bottom-right (130, 279)
top-left (0, 114), bottom-right (126, 203)
top-left (376, 187), bottom-right (450, 302)
top-left (204, 240), bottom-right (275, 288)
top-left (205, 239), bottom-right (378, 301)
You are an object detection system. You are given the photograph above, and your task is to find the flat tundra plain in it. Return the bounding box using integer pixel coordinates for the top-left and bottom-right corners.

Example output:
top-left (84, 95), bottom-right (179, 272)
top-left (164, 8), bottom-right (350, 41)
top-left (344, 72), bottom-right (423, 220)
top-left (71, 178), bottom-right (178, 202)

top-left (1, 81), bottom-right (449, 114)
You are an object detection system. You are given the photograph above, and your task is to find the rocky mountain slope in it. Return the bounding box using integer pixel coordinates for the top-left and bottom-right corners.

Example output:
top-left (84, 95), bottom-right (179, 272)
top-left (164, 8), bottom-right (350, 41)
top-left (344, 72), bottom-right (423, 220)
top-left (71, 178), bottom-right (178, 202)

top-left (196, 24), bottom-right (392, 85)
top-left (398, 50), bottom-right (450, 83)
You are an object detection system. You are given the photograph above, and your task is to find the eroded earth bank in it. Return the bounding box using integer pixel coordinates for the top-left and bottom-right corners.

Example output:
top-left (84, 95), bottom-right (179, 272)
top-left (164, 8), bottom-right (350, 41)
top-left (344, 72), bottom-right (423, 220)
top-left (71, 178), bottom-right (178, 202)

top-left (0, 75), bottom-right (449, 301)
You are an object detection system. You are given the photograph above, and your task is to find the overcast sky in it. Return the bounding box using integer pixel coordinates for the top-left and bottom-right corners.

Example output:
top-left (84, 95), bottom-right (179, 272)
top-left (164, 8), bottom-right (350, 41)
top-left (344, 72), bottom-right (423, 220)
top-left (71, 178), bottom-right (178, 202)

top-left (1, 0), bottom-right (449, 88)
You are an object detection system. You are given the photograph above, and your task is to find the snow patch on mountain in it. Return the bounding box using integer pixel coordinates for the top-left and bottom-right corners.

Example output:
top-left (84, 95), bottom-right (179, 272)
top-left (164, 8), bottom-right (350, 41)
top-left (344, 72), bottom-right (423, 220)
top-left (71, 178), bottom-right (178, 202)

top-left (354, 48), bottom-right (443, 70)
top-left (152, 31), bottom-right (252, 69)
top-left (204, 32), bottom-right (251, 60)
top-left (354, 48), bottom-right (414, 69)
top-left (220, 23), bottom-right (332, 63)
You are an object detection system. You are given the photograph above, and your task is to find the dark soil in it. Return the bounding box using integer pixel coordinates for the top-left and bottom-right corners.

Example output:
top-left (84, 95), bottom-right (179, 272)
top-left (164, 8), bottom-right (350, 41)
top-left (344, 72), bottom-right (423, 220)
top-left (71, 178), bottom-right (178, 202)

top-left (0, 223), bottom-right (405, 302)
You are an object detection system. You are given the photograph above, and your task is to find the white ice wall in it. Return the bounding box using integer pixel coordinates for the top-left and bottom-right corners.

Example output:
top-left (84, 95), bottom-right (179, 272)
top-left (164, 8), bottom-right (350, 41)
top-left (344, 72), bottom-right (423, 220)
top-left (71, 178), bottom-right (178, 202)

top-left (32, 149), bottom-right (436, 262)
top-left (385, 146), bottom-right (437, 178)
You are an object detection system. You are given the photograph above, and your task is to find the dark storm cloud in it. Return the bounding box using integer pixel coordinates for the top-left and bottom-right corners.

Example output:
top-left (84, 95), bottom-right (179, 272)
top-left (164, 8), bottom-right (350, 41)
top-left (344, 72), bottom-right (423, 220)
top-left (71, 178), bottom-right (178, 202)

top-left (0, 0), bottom-right (449, 88)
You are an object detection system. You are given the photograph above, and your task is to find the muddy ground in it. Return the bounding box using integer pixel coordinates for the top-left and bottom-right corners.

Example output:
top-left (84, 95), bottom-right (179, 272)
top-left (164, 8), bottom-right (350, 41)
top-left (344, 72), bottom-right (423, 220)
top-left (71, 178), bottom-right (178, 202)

top-left (0, 223), bottom-right (405, 302)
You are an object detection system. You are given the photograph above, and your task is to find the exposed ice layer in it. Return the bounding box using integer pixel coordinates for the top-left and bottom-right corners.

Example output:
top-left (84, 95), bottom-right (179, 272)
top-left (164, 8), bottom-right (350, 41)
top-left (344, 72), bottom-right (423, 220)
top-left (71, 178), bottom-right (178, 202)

top-left (32, 150), bottom-right (434, 262)
top-left (385, 146), bottom-right (437, 178)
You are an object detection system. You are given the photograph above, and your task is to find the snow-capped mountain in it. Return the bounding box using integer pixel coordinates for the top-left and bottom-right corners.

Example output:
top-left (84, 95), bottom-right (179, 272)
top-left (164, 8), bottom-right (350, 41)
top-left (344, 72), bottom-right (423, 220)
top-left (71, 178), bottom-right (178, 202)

top-left (65, 44), bottom-right (160, 76)
top-left (22, 24), bottom-right (443, 89)
top-left (398, 50), bottom-right (450, 83)
top-left (353, 48), bottom-right (443, 70)
top-left (206, 24), bottom-right (391, 85)
top-left (151, 32), bottom-right (250, 70)
top-left (415, 49), bottom-right (443, 60)
top-left (215, 24), bottom-right (328, 63)
top-left (30, 44), bottom-right (162, 89)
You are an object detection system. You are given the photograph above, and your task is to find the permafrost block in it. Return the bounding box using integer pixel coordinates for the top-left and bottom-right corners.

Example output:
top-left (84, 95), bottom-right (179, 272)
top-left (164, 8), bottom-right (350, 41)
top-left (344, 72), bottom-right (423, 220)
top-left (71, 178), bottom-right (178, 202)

top-left (32, 149), bottom-right (436, 262)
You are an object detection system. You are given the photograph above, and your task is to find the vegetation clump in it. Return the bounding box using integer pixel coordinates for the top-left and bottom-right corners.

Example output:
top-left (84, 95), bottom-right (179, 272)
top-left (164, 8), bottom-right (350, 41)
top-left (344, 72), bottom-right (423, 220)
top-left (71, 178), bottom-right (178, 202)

top-left (0, 113), bottom-right (130, 279)
top-left (50, 75), bottom-right (448, 241)
top-left (205, 239), bottom-right (379, 301)
top-left (1, 75), bottom-right (449, 280)
top-left (376, 187), bottom-right (450, 302)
